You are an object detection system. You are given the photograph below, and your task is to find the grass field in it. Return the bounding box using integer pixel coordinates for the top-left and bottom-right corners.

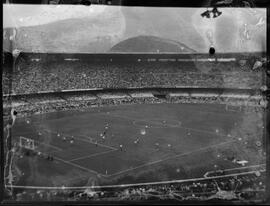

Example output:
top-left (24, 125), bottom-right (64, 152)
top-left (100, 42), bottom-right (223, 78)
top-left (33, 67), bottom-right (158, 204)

top-left (10, 103), bottom-right (265, 187)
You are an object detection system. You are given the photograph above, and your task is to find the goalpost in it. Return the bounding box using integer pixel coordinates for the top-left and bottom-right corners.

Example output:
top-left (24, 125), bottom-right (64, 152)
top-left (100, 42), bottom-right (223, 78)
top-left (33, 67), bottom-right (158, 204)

top-left (19, 136), bottom-right (36, 150)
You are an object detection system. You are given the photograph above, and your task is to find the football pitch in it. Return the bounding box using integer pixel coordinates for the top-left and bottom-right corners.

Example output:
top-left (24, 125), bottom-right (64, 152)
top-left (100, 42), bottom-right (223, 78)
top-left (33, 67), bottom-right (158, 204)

top-left (10, 103), bottom-right (265, 187)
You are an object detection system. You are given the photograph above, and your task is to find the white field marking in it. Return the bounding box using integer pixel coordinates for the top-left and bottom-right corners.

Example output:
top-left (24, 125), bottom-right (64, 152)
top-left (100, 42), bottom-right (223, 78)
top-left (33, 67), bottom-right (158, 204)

top-left (53, 156), bottom-right (106, 177)
top-left (106, 140), bottom-right (237, 178)
top-left (69, 149), bottom-right (117, 162)
top-left (178, 126), bottom-right (228, 138)
top-left (219, 163), bottom-right (266, 172)
top-left (5, 170), bottom-right (265, 190)
top-left (8, 151), bottom-right (15, 186)
top-left (203, 163), bottom-right (266, 177)
top-left (4, 125), bottom-right (15, 193)
top-left (73, 133), bottom-right (118, 150)
top-left (35, 141), bottom-right (63, 152)
top-left (106, 113), bottom-right (179, 127)
top-left (42, 128), bottom-right (117, 150)
top-left (5, 147), bottom-right (16, 193)
top-left (104, 113), bottom-right (232, 139)
top-left (4, 151), bottom-right (10, 185)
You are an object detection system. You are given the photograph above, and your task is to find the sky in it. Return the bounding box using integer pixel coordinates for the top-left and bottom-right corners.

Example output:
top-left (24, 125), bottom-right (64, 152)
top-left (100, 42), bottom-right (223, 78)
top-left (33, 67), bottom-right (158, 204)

top-left (3, 5), bottom-right (266, 53)
top-left (3, 4), bottom-right (107, 28)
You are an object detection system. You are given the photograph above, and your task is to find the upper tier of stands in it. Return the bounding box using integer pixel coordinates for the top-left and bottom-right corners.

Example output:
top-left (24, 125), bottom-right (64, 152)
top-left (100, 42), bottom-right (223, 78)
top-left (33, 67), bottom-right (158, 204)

top-left (2, 52), bottom-right (266, 95)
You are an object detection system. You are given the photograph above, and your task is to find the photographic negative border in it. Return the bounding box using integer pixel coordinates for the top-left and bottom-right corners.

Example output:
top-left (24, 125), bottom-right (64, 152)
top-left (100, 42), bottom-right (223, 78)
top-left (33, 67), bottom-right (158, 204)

top-left (1, 0), bottom-right (269, 205)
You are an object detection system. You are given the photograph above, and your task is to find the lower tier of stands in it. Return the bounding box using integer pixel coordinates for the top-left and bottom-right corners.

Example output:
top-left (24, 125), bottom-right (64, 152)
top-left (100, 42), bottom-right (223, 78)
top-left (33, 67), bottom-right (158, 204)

top-left (11, 170), bottom-right (266, 202)
top-left (3, 89), bottom-right (266, 118)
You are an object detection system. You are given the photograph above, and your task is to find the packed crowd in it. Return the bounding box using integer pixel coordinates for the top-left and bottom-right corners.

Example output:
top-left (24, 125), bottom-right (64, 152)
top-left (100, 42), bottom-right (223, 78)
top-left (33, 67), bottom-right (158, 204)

top-left (110, 172), bottom-right (266, 201)
top-left (12, 171), bottom-right (265, 202)
top-left (2, 59), bottom-right (264, 95)
top-left (2, 89), bottom-right (265, 118)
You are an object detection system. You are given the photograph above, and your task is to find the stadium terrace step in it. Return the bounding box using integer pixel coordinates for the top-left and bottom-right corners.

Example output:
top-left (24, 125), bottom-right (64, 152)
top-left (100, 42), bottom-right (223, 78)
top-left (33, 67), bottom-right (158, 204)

top-left (190, 93), bottom-right (220, 98)
top-left (97, 93), bottom-right (130, 99)
top-left (129, 92), bottom-right (155, 98)
top-left (65, 94), bottom-right (97, 101)
top-left (167, 92), bottom-right (190, 97)
top-left (219, 93), bottom-right (251, 99)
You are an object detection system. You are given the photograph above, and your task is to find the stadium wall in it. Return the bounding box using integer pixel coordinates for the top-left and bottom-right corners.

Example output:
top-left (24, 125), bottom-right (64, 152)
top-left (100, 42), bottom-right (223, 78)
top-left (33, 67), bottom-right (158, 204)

top-left (11, 52), bottom-right (266, 63)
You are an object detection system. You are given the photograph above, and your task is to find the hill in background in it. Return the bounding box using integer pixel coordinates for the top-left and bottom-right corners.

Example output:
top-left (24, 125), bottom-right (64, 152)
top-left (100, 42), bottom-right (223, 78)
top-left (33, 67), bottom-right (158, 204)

top-left (110, 35), bottom-right (196, 53)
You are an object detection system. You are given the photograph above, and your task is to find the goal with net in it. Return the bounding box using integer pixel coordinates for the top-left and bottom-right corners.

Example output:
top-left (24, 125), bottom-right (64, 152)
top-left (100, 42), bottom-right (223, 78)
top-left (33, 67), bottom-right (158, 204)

top-left (19, 136), bottom-right (35, 150)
